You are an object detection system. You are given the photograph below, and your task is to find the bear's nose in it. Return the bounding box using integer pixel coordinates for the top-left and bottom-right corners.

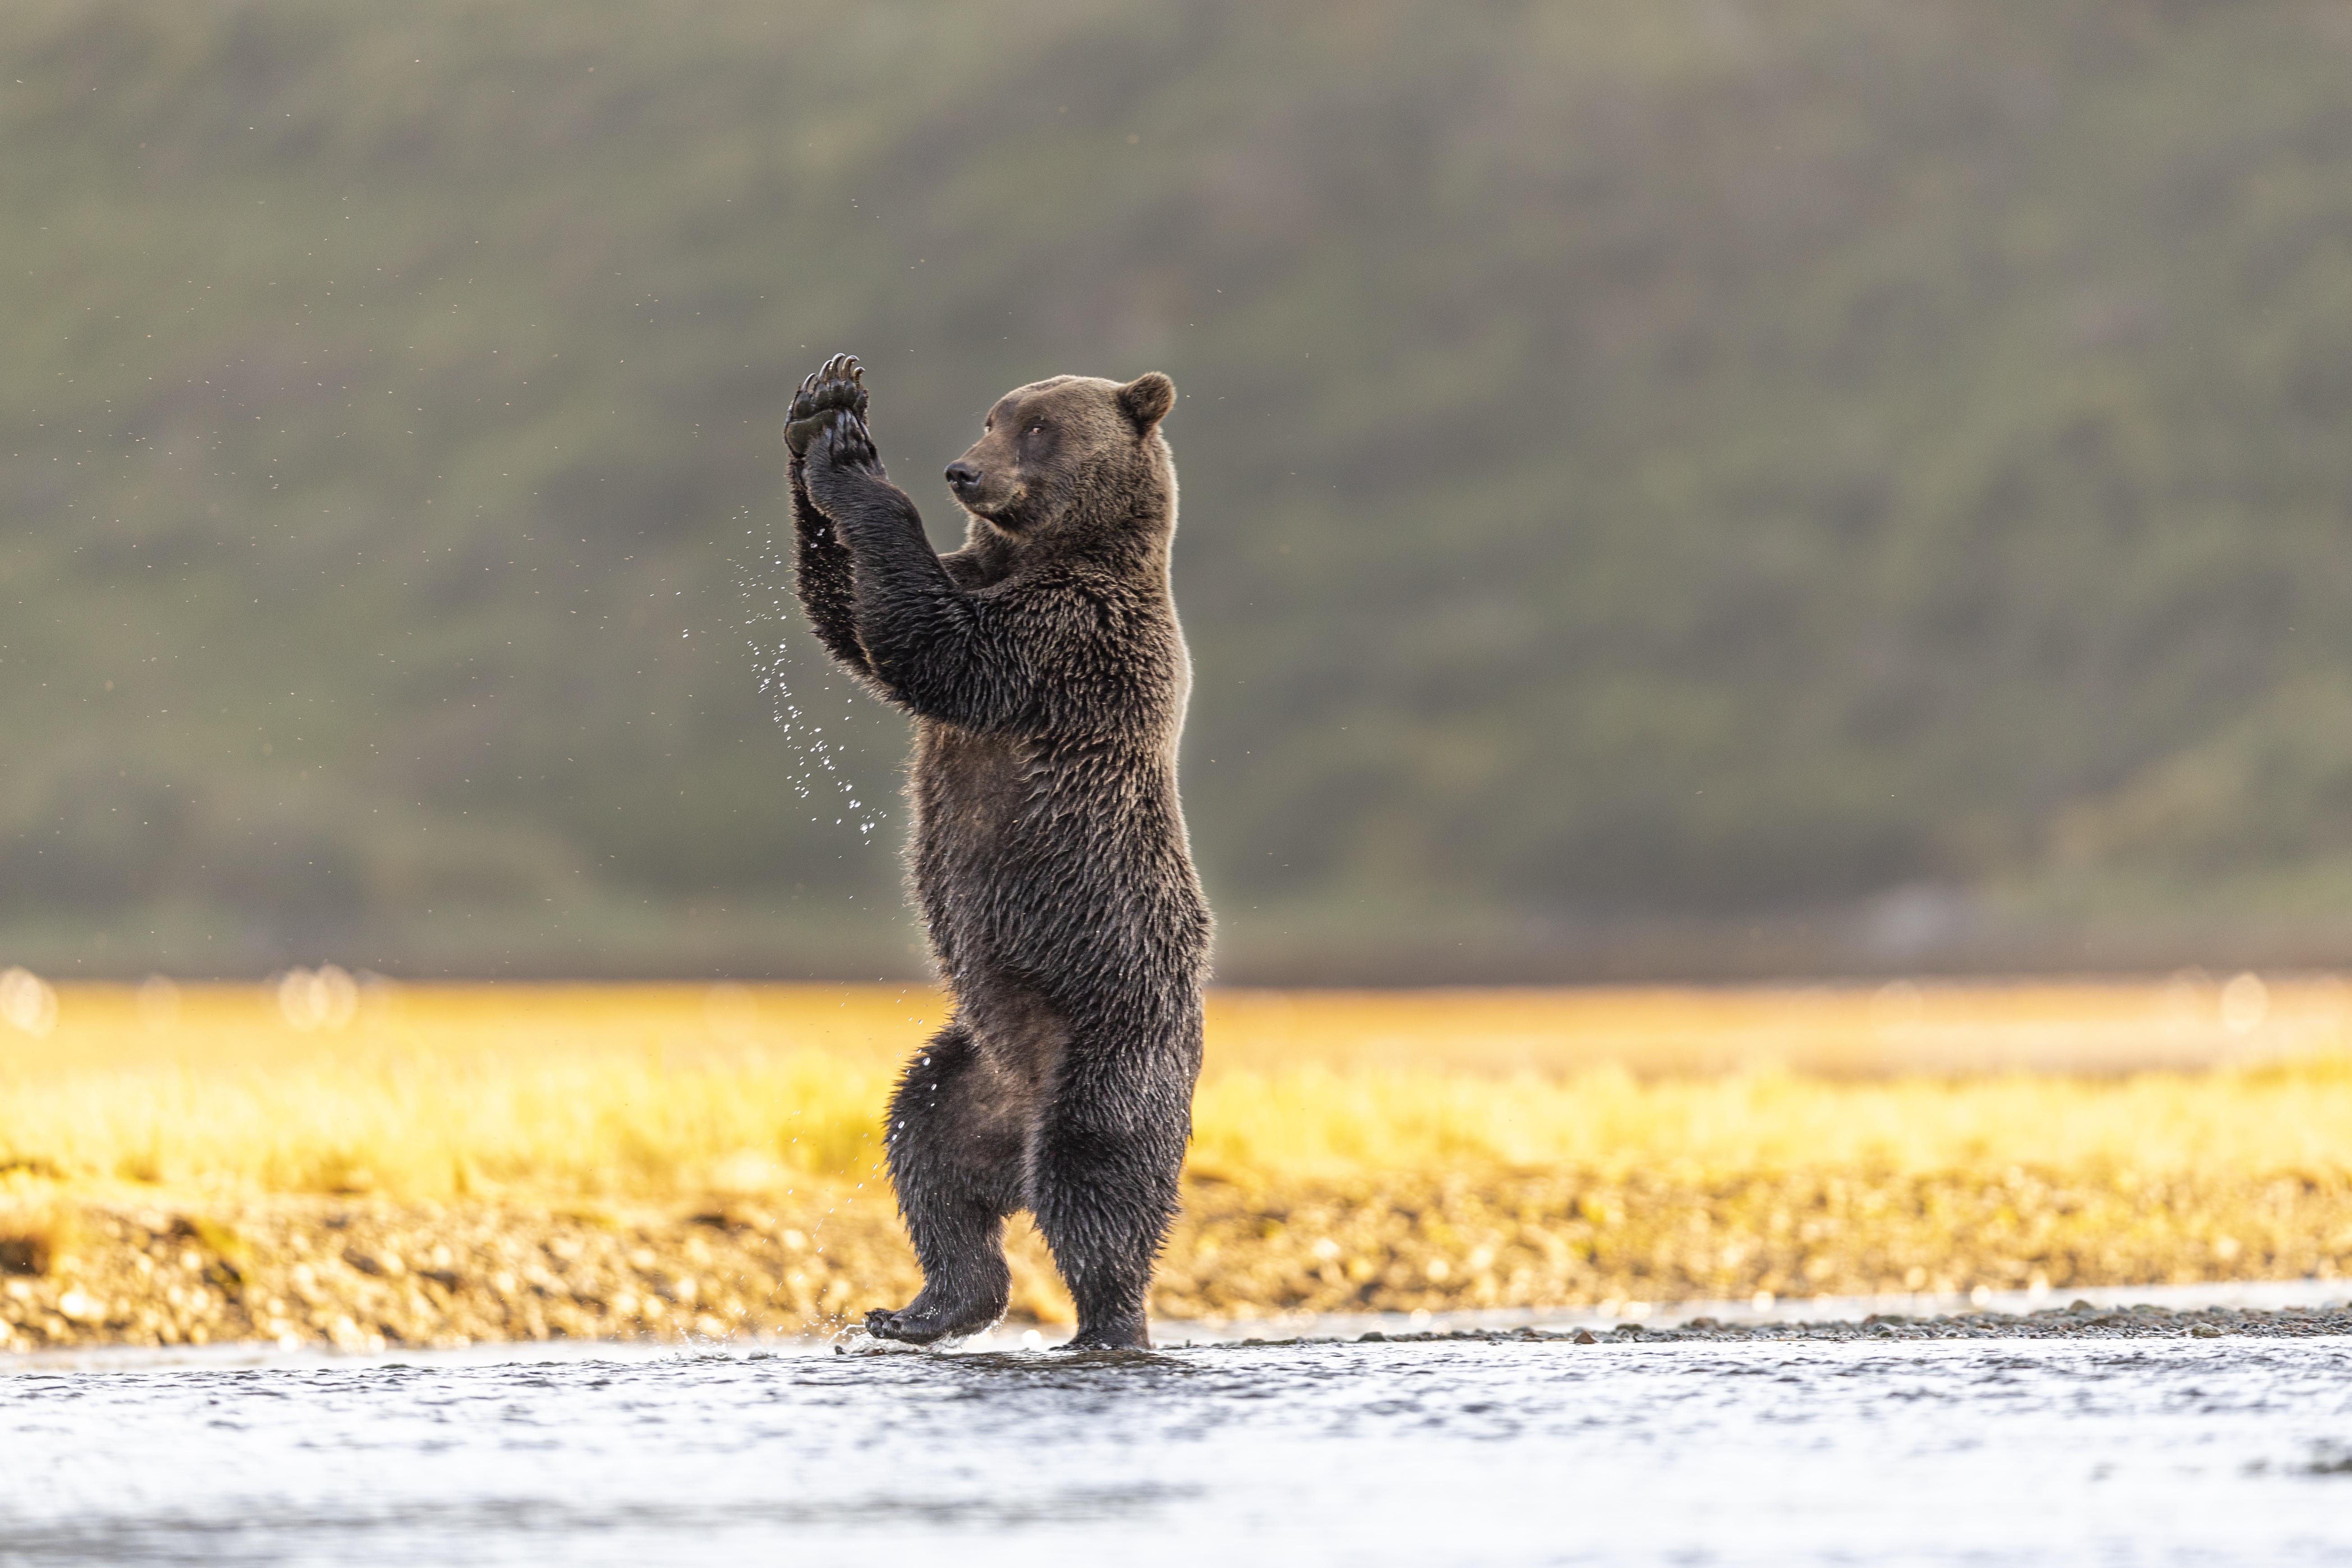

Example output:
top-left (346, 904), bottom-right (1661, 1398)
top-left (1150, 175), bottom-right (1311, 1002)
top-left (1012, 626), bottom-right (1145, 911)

top-left (945, 461), bottom-right (983, 491)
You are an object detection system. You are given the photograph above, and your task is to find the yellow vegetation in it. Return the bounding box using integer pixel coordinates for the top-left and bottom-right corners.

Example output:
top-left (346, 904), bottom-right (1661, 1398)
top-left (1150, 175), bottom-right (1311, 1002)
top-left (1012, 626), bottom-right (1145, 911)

top-left (0, 982), bottom-right (912, 1199)
top-left (2, 978), bottom-right (2349, 1198)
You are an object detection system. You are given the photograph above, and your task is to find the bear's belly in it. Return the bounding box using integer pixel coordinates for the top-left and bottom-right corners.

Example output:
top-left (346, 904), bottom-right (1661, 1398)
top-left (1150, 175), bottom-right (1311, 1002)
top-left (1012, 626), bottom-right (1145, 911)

top-left (904, 719), bottom-right (1201, 989)
top-left (906, 722), bottom-right (1031, 876)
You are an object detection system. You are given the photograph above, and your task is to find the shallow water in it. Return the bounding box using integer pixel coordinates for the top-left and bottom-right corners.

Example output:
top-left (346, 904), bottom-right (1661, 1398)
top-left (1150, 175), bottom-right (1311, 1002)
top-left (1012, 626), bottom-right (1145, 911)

top-left (4, 1333), bottom-right (2351, 1566)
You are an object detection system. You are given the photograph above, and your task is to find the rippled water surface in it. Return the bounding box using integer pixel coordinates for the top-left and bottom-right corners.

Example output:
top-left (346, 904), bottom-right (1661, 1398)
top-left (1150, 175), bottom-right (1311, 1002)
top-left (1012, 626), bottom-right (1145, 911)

top-left (5, 1334), bottom-right (2352, 1565)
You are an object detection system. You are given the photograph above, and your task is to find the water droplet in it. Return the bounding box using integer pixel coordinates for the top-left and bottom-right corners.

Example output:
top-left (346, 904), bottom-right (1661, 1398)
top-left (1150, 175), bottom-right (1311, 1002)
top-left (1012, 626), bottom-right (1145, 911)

top-left (738, 504), bottom-right (885, 838)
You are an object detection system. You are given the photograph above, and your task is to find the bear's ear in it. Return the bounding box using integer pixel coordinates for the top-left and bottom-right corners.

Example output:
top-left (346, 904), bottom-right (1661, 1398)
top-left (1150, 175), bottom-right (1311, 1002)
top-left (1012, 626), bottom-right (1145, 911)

top-left (1117, 372), bottom-right (1176, 432)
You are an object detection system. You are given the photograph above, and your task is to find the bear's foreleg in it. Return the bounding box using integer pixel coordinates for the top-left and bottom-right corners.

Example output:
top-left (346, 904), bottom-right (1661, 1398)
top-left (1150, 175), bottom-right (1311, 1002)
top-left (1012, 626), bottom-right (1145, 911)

top-left (784, 355), bottom-right (880, 681)
top-left (865, 1022), bottom-right (1026, 1344)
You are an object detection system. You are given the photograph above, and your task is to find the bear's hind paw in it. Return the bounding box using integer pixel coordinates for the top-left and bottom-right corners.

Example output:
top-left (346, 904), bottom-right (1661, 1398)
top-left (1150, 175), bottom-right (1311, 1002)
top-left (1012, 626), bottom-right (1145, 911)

top-left (1062, 1319), bottom-right (1152, 1352)
top-left (862, 1297), bottom-right (1001, 1346)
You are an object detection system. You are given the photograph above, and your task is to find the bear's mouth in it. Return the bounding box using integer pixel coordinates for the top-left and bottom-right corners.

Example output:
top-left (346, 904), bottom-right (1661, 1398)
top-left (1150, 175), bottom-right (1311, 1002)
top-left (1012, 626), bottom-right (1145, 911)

top-left (955, 481), bottom-right (1027, 521)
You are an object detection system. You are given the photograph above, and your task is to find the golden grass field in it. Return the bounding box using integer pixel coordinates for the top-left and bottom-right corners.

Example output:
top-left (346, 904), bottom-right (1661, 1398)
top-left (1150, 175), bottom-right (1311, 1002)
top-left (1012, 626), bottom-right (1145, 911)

top-left (3, 975), bottom-right (2351, 1349)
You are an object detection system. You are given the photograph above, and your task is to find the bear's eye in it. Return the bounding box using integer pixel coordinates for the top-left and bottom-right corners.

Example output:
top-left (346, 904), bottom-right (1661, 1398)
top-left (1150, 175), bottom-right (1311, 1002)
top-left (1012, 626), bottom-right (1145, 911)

top-left (1026, 423), bottom-right (1046, 436)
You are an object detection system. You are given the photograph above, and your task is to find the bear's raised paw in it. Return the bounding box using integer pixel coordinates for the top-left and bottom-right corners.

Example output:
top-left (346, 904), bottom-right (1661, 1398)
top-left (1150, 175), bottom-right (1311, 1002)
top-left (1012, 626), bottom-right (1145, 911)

top-left (818, 407), bottom-right (880, 474)
top-left (785, 352), bottom-right (868, 459)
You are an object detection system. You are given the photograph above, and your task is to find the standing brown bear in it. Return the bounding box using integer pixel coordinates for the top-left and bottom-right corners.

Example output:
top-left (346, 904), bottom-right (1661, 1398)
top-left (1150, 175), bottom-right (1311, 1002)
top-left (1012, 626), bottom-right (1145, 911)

top-left (784, 354), bottom-right (1211, 1351)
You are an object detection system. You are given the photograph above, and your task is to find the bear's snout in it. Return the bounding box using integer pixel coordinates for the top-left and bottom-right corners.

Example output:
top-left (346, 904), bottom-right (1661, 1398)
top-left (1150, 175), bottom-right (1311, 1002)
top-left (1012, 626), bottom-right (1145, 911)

top-left (945, 452), bottom-right (1025, 520)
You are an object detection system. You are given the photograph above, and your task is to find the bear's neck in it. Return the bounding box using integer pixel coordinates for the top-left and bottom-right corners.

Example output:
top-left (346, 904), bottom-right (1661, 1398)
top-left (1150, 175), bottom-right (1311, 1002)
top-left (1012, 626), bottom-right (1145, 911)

top-left (964, 507), bottom-right (1170, 584)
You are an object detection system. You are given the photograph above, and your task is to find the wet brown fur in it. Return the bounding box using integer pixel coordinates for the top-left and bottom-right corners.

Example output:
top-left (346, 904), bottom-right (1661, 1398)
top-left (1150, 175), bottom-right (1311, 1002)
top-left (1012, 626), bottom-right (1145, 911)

top-left (785, 359), bottom-right (1208, 1349)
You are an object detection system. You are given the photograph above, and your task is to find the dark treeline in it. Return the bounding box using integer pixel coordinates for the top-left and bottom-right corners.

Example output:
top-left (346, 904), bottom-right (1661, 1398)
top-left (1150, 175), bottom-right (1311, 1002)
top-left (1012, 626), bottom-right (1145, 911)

top-left (7, 2), bottom-right (2352, 979)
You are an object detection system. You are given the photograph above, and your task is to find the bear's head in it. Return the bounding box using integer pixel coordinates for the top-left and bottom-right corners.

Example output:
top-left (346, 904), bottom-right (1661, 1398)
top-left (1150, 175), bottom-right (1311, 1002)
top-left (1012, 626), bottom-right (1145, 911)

top-left (944, 372), bottom-right (1177, 549)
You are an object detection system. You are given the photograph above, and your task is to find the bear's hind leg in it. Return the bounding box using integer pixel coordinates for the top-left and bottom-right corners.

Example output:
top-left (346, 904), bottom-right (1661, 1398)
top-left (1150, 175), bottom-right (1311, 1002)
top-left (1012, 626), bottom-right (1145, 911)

top-left (1028, 1053), bottom-right (1194, 1351)
top-left (865, 1022), bottom-right (1025, 1344)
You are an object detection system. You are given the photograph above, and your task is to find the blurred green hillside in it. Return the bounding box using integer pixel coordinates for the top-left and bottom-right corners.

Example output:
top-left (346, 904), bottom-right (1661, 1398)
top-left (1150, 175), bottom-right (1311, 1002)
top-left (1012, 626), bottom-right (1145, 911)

top-left (8, 1), bottom-right (2352, 979)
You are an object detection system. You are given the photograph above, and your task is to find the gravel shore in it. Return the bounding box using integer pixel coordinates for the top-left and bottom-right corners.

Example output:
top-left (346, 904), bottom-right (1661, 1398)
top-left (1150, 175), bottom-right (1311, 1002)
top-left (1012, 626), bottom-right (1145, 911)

top-left (5, 1188), bottom-right (2347, 1355)
top-left (0, 1195), bottom-right (912, 1353)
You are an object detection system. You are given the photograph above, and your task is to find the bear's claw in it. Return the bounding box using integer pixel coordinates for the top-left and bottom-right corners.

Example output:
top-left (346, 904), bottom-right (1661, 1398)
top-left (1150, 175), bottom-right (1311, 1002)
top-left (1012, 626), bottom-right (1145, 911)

top-left (785, 353), bottom-right (869, 458)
